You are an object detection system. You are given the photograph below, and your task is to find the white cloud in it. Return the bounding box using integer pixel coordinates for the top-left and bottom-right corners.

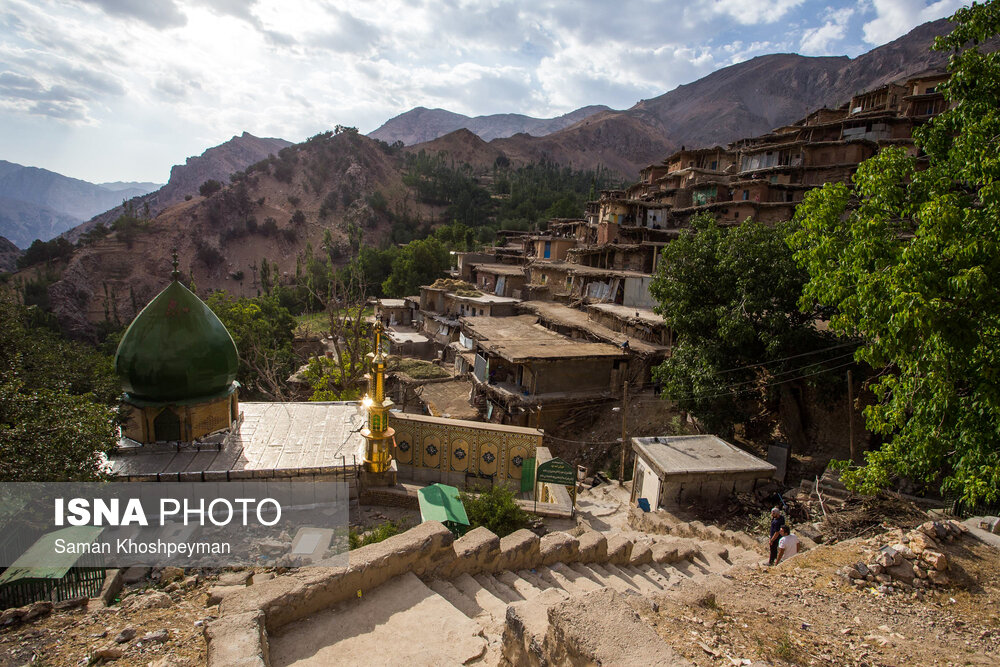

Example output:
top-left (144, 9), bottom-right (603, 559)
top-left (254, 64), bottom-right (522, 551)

top-left (712, 0), bottom-right (806, 25)
top-left (0, 0), bottom-right (968, 182)
top-left (861, 0), bottom-right (963, 45)
top-left (800, 6), bottom-right (855, 54)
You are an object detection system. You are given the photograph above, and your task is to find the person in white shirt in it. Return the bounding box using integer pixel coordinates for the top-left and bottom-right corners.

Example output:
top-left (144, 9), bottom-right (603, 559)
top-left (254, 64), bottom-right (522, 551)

top-left (776, 525), bottom-right (799, 563)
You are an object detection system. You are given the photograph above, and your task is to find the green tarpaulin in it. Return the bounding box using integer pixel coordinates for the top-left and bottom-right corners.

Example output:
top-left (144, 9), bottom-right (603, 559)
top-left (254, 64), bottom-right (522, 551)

top-left (417, 483), bottom-right (470, 535)
top-left (0, 526), bottom-right (103, 585)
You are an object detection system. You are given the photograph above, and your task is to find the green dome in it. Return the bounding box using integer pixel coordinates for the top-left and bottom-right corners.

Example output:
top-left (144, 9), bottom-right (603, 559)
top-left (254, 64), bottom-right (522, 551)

top-left (115, 280), bottom-right (239, 403)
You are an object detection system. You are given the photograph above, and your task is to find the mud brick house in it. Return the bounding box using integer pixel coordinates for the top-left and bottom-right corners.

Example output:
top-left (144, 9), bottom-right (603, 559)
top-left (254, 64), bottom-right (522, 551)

top-left (461, 315), bottom-right (628, 428)
top-left (467, 263), bottom-right (528, 299)
top-left (517, 300), bottom-right (670, 386)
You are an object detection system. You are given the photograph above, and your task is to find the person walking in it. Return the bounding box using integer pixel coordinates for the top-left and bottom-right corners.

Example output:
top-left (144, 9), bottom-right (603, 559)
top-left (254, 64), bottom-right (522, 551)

top-left (776, 525), bottom-right (800, 564)
top-left (767, 507), bottom-right (785, 566)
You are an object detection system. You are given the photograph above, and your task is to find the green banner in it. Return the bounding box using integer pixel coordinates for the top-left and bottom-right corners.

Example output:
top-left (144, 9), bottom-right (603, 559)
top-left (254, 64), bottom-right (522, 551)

top-left (520, 457), bottom-right (535, 493)
top-left (536, 457), bottom-right (576, 485)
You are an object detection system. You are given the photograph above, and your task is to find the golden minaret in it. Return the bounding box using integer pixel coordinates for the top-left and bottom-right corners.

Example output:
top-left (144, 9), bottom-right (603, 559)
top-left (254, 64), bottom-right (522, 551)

top-left (361, 322), bottom-right (394, 473)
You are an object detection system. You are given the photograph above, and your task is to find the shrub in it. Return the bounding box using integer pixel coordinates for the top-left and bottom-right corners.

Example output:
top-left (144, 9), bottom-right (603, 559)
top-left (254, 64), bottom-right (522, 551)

top-left (349, 519), bottom-right (405, 549)
top-left (199, 179), bottom-right (222, 197)
top-left (460, 485), bottom-right (528, 537)
top-left (195, 243), bottom-right (224, 267)
top-left (261, 217), bottom-right (278, 236)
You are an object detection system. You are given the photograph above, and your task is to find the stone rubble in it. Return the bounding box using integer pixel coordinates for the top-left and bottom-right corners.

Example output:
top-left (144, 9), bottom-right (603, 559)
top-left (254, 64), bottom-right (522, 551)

top-left (838, 519), bottom-right (968, 596)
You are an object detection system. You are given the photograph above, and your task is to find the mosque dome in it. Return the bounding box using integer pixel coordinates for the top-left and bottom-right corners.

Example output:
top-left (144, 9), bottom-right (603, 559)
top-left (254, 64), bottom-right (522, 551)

top-left (114, 277), bottom-right (239, 403)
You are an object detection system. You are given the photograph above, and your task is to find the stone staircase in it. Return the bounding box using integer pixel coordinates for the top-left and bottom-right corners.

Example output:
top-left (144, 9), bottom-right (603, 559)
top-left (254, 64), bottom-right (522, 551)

top-left (207, 523), bottom-right (761, 667)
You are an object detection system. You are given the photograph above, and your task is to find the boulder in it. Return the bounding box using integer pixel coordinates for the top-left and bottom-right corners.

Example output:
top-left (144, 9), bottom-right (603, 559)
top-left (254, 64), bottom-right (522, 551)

top-left (889, 543), bottom-right (915, 560)
top-left (122, 591), bottom-right (172, 612)
top-left (22, 601), bottom-right (53, 622)
top-left (498, 529), bottom-right (541, 572)
top-left (605, 535), bottom-right (633, 566)
top-left (921, 550), bottom-right (948, 572)
top-left (539, 532), bottom-right (579, 567)
top-left (92, 647), bottom-right (123, 661)
top-left (140, 629), bottom-right (170, 644)
top-left (159, 566), bottom-right (185, 584)
top-left (114, 627), bottom-right (137, 644)
top-left (885, 562), bottom-right (915, 584)
top-left (928, 569), bottom-right (950, 586)
top-left (206, 585), bottom-right (246, 606)
top-left (628, 542), bottom-right (654, 566)
top-left (576, 531), bottom-right (608, 564)
top-left (908, 531), bottom-right (937, 554)
top-left (217, 571), bottom-right (252, 587)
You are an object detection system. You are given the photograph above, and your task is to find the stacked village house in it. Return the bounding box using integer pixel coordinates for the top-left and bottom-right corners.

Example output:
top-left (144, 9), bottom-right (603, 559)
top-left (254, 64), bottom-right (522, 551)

top-left (375, 71), bottom-right (949, 431)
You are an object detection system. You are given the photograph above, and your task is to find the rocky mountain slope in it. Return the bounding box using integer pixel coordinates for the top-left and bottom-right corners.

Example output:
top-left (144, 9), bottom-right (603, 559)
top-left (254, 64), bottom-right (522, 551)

top-left (0, 161), bottom-right (159, 247)
top-left (422, 18), bottom-right (972, 179)
top-left (370, 105), bottom-right (610, 145)
top-left (46, 131), bottom-right (421, 338)
top-left (0, 235), bottom-right (21, 273)
top-left (65, 132), bottom-right (292, 242)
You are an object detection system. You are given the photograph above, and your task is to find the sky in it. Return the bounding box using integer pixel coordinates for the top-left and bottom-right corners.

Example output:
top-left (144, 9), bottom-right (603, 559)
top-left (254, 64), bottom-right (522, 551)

top-left (0, 0), bottom-right (967, 184)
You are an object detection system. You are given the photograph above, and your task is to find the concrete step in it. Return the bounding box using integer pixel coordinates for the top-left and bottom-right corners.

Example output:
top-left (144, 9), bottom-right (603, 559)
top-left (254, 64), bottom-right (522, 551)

top-left (649, 561), bottom-right (691, 587)
top-left (268, 572), bottom-right (488, 666)
top-left (549, 561), bottom-right (603, 592)
top-left (425, 578), bottom-right (483, 620)
top-left (516, 568), bottom-right (556, 592)
top-left (615, 563), bottom-right (664, 594)
top-left (452, 572), bottom-right (508, 622)
top-left (537, 564), bottom-right (587, 594)
top-left (569, 562), bottom-right (627, 593)
top-left (671, 558), bottom-right (710, 580)
top-left (584, 563), bottom-right (641, 594)
top-left (495, 570), bottom-right (541, 600)
top-left (474, 572), bottom-right (522, 604)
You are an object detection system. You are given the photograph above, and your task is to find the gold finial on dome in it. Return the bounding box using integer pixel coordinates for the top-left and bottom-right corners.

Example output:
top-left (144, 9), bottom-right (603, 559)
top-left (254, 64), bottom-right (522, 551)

top-left (170, 249), bottom-right (180, 281)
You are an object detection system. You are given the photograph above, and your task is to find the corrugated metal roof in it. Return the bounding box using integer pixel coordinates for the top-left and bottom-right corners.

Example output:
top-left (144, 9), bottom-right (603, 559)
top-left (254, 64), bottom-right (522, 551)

top-left (0, 526), bottom-right (104, 584)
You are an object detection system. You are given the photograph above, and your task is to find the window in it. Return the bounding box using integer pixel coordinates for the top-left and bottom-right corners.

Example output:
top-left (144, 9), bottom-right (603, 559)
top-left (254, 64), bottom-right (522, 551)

top-left (742, 190), bottom-right (749, 201)
top-left (544, 241), bottom-right (551, 259)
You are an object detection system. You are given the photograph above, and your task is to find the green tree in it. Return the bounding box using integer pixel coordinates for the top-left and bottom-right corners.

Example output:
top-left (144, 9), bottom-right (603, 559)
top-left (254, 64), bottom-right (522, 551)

top-left (0, 295), bottom-right (120, 481)
top-left (460, 485), bottom-right (528, 537)
top-left (199, 179), bottom-right (223, 197)
top-left (788, 1), bottom-right (1000, 505)
top-left (650, 214), bottom-right (835, 437)
top-left (205, 292), bottom-right (296, 400)
top-left (381, 236), bottom-right (450, 297)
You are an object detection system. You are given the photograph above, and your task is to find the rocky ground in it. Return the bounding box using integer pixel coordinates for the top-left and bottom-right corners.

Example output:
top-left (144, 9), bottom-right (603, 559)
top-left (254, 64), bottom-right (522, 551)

top-left (644, 530), bottom-right (1000, 666)
top-left (0, 567), bottom-right (236, 667)
top-left (3, 489), bottom-right (998, 666)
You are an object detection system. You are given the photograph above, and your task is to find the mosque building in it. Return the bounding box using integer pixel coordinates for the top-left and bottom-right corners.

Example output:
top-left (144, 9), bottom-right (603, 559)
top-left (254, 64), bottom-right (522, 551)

top-left (115, 256), bottom-right (240, 444)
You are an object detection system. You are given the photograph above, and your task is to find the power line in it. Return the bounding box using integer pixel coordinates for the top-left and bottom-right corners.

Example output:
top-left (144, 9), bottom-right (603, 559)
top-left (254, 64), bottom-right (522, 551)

top-left (541, 358), bottom-right (860, 446)
top-left (711, 340), bottom-right (862, 375)
top-left (659, 359), bottom-right (858, 403)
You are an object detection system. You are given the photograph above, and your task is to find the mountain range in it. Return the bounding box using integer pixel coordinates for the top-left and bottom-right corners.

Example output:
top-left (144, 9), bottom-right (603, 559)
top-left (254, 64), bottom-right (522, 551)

top-left (0, 161), bottom-right (160, 248)
top-left (369, 105), bottom-right (611, 145)
top-left (66, 132), bottom-right (292, 242)
top-left (462, 17), bottom-right (969, 176)
top-left (12, 17), bottom-right (994, 339)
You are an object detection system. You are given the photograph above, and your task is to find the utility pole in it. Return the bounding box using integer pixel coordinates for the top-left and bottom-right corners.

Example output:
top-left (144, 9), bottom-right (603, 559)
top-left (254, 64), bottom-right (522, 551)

top-left (619, 381), bottom-right (629, 483)
top-left (847, 370), bottom-right (856, 463)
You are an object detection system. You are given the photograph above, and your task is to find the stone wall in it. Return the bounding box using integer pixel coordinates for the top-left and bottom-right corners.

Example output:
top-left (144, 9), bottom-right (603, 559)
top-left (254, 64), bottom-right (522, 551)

top-left (205, 522), bottom-right (697, 667)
